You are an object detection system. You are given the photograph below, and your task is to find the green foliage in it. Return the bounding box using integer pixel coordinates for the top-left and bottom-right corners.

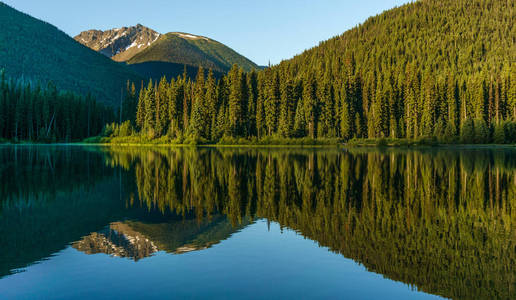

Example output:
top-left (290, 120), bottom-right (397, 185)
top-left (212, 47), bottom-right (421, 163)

top-left (0, 72), bottom-right (113, 142)
top-left (442, 121), bottom-right (458, 143)
top-left (504, 121), bottom-right (516, 143)
top-left (460, 119), bottom-right (475, 144)
top-left (0, 3), bottom-right (142, 106)
top-left (493, 123), bottom-right (506, 144)
top-left (376, 138), bottom-right (388, 147)
top-left (102, 121), bottom-right (134, 138)
top-left (473, 118), bottom-right (490, 144)
top-left (115, 0), bottom-right (515, 145)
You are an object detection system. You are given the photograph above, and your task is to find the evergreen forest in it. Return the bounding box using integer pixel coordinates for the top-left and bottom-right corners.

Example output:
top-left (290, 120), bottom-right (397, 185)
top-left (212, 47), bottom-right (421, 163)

top-left (1, 0), bottom-right (515, 145)
top-left (0, 71), bottom-right (114, 142)
top-left (104, 0), bottom-right (516, 144)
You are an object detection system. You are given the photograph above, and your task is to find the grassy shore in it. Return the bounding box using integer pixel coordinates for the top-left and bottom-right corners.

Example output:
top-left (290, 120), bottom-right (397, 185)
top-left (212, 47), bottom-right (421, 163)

top-left (345, 137), bottom-right (516, 148)
top-left (82, 135), bottom-right (344, 147)
top-left (4, 136), bottom-right (513, 148)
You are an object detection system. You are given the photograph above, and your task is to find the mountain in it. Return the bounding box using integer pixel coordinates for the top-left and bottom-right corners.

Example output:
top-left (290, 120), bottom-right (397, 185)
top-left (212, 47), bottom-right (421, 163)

top-left (0, 2), bottom-right (142, 106)
top-left (127, 32), bottom-right (258, 72)
top-left (76, 26), bottom-right (259, 78)
top-left (266, 0), bottom-right (515, 140)
top-left (72, 216), bottom-right (250, 261)
top-left (74, 24), bottom-right (161, 62)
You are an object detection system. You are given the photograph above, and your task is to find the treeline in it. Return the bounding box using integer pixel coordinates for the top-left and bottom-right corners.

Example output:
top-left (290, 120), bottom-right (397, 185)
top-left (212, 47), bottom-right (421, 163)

top-left (112, 0), bottom-right (516, 144)
top-left (0, 71), bottom-right (114, 142)
top-left (116, 63), bottom-right (516, 144)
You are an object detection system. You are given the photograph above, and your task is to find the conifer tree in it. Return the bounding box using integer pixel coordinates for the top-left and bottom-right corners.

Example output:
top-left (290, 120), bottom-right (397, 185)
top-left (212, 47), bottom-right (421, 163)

top-left (136, 81), bottom-right (145, 130)
top-left (446, 75), bottom-right (459, 136)
top-left (278, 79), bottom-right (294, 137)
top-left (303, 72), bottom-right (317, 138)
top-left (421, 75), bottom-right (436, 137)
top-left (228, 65), bottom-right (243, 137)
top-left (460, 119), bottom-right (475, 144)
top-left (293, 98), bottom-right (306, 137)
top-left (205, 69), bottom-right (218, 140)
top-left (190, 67), bottom-right (208, 138)
top-left (143, 79), bottom-right (156, 136)
top-left (264, 70), bottom-right (280, 136)
top-left (247, 70), bottom-right (258, 137)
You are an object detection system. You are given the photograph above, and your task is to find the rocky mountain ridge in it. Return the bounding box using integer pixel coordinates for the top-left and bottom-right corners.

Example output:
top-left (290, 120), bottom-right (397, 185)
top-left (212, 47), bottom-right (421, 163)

top-left (74, 24), bottom-right (161, 62)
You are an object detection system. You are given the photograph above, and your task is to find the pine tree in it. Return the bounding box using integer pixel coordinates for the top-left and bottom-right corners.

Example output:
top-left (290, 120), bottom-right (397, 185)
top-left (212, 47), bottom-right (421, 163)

top-left (474, 118), bottom-right (489, 144)
top-left (421, 74), bottom-right (436, 137)
top-left (405, 65), bottom-right (419, 138)
top-left (509, 65), bottom-right (516, 119)
top-left (493, 122), bottom-right (506, 144)
top-left (340, 99), bottom-right (351, 140)
top-left (136, 81), bottom-right (145, 130)
top-left (256, 93), bottom-right (265, 138)
top-left (247, 70), bottom-right (258, 137)
top-left (203, 70), bottom-right (217, 140)
top-left (460, 119), bottom-right (474, 144)
top-left (472, 75), bottom-right (486, 121)
top-left (228, 65), bottom-right (243, 137)
top-left (303, 72), bottom-right (317, 138)
top-left (447, 75), bottom-right (459, 136)
top-left (264, 70), bottom-right (280, 136)
top-left (278, 79), bottom-right (294, 137)
top-left (143, 79), bottom-right (156, 136)
top-left (372, 78), bottom-right (387, 138)
top-left (214, 76), bottom-right (229, 138)
top-left (156, 76), bottom-right (169, 137)
top-left (190, 67), bottom-right (207, 138)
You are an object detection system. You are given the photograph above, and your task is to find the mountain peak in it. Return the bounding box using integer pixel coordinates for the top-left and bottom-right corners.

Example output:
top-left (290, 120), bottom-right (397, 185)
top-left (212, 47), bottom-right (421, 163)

top-left (76, 25), bottom-right (259, 74)
top-left (74, 25), bottom-right (161, 62)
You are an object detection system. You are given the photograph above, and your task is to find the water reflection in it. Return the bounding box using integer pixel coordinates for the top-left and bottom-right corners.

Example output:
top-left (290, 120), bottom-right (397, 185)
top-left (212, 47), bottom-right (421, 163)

top-left (1, 145), bottom-right (515, 299)
top-left (72, 216), bottom-right (250, 260)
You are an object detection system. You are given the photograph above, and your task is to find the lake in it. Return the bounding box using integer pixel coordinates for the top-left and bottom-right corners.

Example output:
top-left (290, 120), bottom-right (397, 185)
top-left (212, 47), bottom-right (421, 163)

top-left (0, 145), bottom-right (515, 299)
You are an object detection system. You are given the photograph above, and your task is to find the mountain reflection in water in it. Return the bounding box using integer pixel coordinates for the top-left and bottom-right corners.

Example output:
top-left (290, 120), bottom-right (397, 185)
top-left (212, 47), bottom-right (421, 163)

top-left (0, 145), bottom-right (515, 299)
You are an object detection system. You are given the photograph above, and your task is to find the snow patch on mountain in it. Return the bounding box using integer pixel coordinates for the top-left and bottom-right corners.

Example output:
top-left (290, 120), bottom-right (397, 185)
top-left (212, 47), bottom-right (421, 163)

top-left (177, 33), bottom-right (208, 40)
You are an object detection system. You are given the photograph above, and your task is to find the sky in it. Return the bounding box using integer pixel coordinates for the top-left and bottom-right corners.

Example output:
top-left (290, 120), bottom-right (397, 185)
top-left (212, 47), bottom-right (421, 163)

top-left (4, 0), bottom-right (411, 66)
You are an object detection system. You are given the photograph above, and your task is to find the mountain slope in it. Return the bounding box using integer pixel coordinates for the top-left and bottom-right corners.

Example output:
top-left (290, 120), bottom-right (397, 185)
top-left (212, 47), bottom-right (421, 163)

top-left (0, 2), bottom-right (142, 106)
top-left (280, 0), bottom-right (514, 78)
top-left (127, 32), bottom-right (258, 72)
top-left (74, 24), bottom-right (161, 62)
top-left (266, 0), bottom-right (515, 140)
top-left (76, 27), bottom-right (259, 74)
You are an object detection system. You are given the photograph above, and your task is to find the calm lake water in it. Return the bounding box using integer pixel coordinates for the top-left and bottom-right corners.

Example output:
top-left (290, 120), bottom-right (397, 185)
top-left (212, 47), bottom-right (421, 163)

top-left (0, 145), bottom-right (515, 299)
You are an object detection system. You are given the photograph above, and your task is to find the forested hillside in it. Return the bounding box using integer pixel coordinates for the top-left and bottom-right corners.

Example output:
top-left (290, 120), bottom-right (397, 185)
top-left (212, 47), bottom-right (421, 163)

top-left (0, 2), bottom-right (142, 106)
top-left (272, 0), bottom-right (516, 141)
top-left (0, 71), bottom-right (114, 142)
top-left (112, 0), bottom-right (515, 144)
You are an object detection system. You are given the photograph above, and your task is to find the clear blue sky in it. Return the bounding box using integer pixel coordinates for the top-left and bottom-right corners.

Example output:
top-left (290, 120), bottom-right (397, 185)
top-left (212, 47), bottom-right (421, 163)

top-left (4, 0), bottom-right (411, 65)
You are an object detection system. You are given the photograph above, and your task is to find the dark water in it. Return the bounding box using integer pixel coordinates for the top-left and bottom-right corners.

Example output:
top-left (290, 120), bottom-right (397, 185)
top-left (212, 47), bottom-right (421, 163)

top-left (0, 145), bottom-right (515, 299)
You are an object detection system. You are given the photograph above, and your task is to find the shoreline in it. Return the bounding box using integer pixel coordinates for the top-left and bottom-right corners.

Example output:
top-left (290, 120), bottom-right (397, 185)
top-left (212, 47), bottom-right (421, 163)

top-left (1, 142), bottom-right (515, 149)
